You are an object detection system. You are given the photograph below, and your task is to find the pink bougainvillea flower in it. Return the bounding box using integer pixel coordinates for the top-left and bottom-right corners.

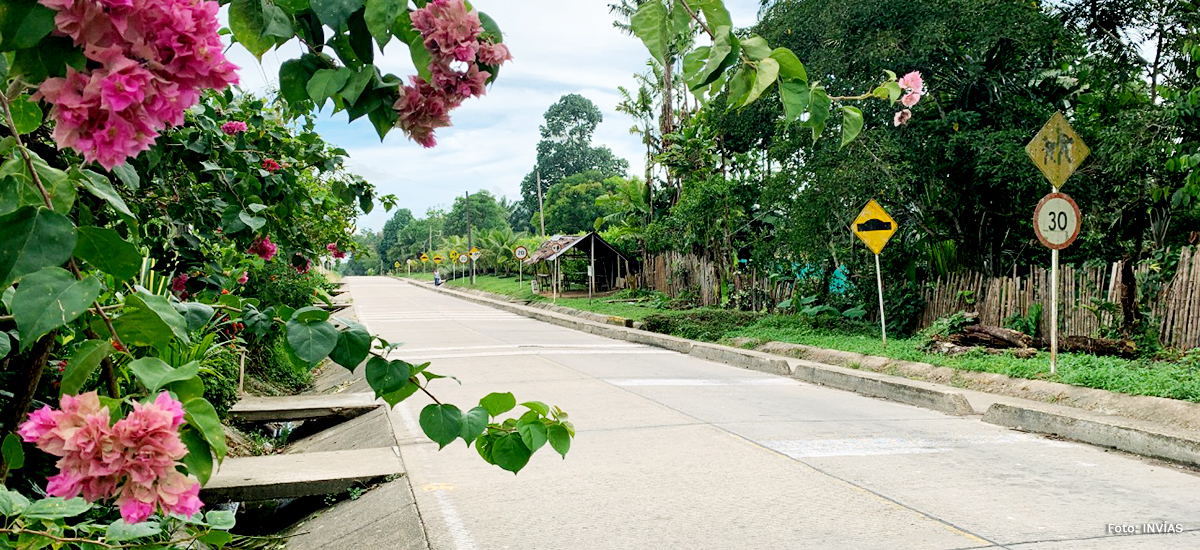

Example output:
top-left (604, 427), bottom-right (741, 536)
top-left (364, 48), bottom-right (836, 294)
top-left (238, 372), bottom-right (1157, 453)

top-left (18, 391), bottom-right (202, 524)
top-left (900, 92), bottom-right (922, 108)
top-left (898, 71), bottom-right (924, 94)
top-left (220, 121), bottom-right (247, 135)
top-left (893, 109), bottom-right (912, 126)
top-left (35, 0), bottom-right (239, 169)
top-left (292, 255), bottom-right (311, 274)
top-left (170, 273), bottom-right (188, 294)
top-left (476, 42), bottom-right (512, 66)
top-left (262, 158), bottom-right (281, 172)
top-left (247, 236), bottom-right (277, 261)
top-left (237, 271), bottom-right (249, 284)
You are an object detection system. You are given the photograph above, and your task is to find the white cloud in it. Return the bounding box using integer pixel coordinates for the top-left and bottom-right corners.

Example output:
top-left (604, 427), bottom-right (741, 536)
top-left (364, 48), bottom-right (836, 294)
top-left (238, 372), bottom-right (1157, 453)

top-left (223, 1), bottom-right (764, 231)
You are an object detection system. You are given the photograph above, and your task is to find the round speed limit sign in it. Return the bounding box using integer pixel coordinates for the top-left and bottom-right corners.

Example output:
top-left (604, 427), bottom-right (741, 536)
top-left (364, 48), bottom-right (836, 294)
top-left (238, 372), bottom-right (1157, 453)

top-left (514, 245), bottom-right (528, 260)
top-left (458, 254), bottom-right (468, 264)
top-left (1033, 192), bottom-right (1081, 250)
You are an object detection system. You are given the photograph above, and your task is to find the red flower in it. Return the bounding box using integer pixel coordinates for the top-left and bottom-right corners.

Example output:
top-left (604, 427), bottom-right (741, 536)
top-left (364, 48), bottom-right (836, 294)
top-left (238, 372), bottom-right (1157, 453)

top-left (262, 158), bottom-right (281, 172)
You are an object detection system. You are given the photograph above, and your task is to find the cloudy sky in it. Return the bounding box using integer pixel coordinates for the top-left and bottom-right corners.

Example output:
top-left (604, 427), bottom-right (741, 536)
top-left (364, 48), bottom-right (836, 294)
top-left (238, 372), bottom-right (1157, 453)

top-left (224, 1), bottom-right (763, 231)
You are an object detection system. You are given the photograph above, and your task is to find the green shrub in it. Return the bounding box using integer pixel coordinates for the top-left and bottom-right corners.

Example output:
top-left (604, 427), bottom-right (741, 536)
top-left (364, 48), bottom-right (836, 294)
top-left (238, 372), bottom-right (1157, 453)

top-left (200, 349), bottom-right (241, 420)
top-left (241, 260), bottom-right (334, 309)
top-left (643, 310), bottom-right (764, 341)
top-left (246, 332), bottom-right (312, 393)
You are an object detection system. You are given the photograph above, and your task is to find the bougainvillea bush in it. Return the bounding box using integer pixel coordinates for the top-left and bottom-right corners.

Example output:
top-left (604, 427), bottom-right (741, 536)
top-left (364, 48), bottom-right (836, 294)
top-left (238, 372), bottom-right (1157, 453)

top-left (0, 0), bottom-right (573, 546)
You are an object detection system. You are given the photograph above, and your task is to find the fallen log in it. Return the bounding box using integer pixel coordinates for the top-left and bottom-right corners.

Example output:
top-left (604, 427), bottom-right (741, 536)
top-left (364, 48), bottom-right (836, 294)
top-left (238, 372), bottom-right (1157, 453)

top-left (946, 325), bottom-right (1034, 349)
top-left (1057, 335), bottom-right (1138, 359)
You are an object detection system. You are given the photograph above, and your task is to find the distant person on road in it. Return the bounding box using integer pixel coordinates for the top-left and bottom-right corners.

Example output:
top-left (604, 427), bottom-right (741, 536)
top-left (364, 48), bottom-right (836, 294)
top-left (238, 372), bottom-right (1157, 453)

top-left (434, 269), bottom-right (442, 286)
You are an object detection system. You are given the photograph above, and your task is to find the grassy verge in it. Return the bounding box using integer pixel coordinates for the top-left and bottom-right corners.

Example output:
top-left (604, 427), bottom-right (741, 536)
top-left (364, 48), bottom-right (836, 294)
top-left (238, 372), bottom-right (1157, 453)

top-left (401, 274), bottom-right (1200, 402)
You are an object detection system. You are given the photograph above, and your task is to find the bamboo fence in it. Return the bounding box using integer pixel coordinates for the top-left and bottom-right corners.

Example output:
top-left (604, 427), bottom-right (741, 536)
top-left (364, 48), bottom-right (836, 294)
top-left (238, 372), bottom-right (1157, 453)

top-left (643, 252), bottom-right (721, 306)
top-left (920, 247), bottom-right (1200, 349)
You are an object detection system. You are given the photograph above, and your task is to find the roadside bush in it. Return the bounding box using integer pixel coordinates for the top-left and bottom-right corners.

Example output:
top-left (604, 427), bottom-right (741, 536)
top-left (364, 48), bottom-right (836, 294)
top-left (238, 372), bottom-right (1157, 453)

top-left (246, 332), bottom-right (312, 393)
top-left (200, 349), bottom-right (241, 420)
top-left (242, 260), bottom-right (335, 309)
top-left (643, 310), bottom-right (764, 341)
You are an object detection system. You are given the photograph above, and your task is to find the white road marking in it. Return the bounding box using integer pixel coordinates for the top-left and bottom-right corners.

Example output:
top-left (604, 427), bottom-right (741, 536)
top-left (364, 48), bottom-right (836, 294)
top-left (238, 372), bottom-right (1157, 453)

top-left (606, 378), bottom-right (800, 387)
top-left (393, 343), bottom-right (649, 353)
top-left (386, 349), bottom-right (676, 361)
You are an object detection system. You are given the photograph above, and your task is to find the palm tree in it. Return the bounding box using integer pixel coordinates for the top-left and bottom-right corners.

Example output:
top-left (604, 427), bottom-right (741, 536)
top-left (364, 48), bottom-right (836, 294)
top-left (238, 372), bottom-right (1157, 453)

top-left (596, 176), bottom-right (652, 270)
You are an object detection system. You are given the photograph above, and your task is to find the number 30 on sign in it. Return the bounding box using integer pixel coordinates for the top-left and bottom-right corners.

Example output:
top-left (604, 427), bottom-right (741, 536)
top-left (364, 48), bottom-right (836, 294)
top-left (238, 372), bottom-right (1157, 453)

top-left (1033, 192), bottom-right (1081, 250)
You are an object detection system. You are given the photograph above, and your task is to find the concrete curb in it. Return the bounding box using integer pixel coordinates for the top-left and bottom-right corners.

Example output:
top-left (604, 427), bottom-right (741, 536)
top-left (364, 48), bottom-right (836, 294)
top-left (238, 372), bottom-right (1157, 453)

top-left (983, 402), bottom-right (1200, 468)
top-left (409, 280), bottom-right (971, 413)
top-left (787, 359), bottom-right (976, 416)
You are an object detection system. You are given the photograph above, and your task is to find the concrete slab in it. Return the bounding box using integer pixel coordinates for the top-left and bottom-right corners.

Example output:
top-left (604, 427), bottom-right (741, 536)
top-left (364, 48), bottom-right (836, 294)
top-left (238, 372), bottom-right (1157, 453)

top-left (285, 408), bottom-right (399, 453)
top-left (789, 358), bottom-right (976, 416)
top-left (202, 447), bottom-right (403, 503)
top-left (228, 393), bottom-right (378, 423)
top-left (284, 477), bottom-right (427, 550)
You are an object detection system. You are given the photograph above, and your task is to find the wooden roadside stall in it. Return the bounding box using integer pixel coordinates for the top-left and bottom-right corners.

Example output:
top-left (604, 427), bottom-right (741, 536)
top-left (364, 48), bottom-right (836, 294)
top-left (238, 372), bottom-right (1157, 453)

top-left (524, 233), bottom-right (630, 299)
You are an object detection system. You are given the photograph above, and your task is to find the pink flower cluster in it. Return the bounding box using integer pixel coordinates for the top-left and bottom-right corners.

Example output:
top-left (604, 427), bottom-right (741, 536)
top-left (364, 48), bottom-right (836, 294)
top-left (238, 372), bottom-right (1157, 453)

top-left (18, 392), bottom-right (202, 524)
top-left (247, 235), bottom-right (277, 261)
top-left (220, 121), bottom-right (247, 135)
top-left (396, 0), bottom-right (512, 147)
top-left (893, 71), bottom-right (924, 127)
top-left (292, 255), bottom-right (311, 274)
top-left (35, 0), bottom-right (239, 169)
top-left (326, 243), bottom-right (347, 259)
top-left (237, 271), bottom-right (249, 284)
top-left (262, 158), bottom-right (281, 172)
top-left (170, 273), bottom-right (188, 298)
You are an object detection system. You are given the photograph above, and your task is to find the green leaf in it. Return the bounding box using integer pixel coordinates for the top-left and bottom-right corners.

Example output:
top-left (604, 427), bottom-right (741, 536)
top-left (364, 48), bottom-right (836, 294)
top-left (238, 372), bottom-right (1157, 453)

top-left (805, 86), bottom-right (831, 142)
top-left (547, 424), bottom-right (571, 458)
top-left (13, 267), bottom-right (100, 351)
top-left (883, 81), bottom-right (903, 102)
top-left (740, 35), bottom-right (771, 61)
top-left (1, 433), bottom-right (23, 470)
top-left (630, 0), bottom-right (669, 64)
top-left (365, 356), bottom-right (410, 397)
top-left (307, 68), bottom-right (352, 106)
top-left (347, 9), bottom-right (374, 65)
top-left (408, 34), bottom-right (432, 82)
top-left (113, 293), bottom-right (190, 351)
top-left (364, 0), bottom-right (403, 48)
top-left (75, 169), bottom-right (134, 216)
top-left (262, 2), bottom-right (293, 40)
top-left (0, 206), bottom-right (76, 289)
top-left (779, 80), bottom-right (811, 123)
top-left (479, 392), bottom-right (516, 416)
top-left (517, 421), bottom-right (547, 452)
top-left (7, 95), bottom-right (41, 135)
top-left (105, 520), bottom-right (161, 542)
top-left (130, 358), bottom-right (200, 394)
top-left (74, 226), bottom-right (140, 281)
top-left (199, 531), bottom-right (234, 548)
top-left (419, 403), bottom-right (462, 449)
top-left (173, 302), bottom-right (213, 333)
top-left (840, 106), bottom-right (864, 149)
top-left (279, 55), bottom-right (321, 104)
top-left (490, 433), bottom-right (531, 473)
top-left (286, 318), bottom-right (338, 366)
top-left (379, 380), bottom-right (419, 407)
top-left (291, 305), bottom-right (330, 322)
top-left (0, 487), bottom-right (30, 516)
top-left (275, 0), bottom-right (310, 14)
top-left (0, 331), bottom-right (9, 359)
top-left (0, 2), bottom-right (56, 50)
top-left (727, 66), bottom-right (754, 108)
top-left (237, 211), bottom-right (266, 231)
top-left (180, 427), bottom-right (213, 485)
top-left (459, 406), bottom-right (488, 445)
top-left (312, 0), bottom-right (365, 30)
top-left (61, 339), bottom-right (112, 396)
top-left (330, 321), bottom-right (371, 370)
top-left (689, 26), bottom-right (737, 92)
top-left (230, 0), bottom-right (273, 59)
top-left (769, 47), bottom-right (806, 83)
top-left (166, 375), bottom-right (205, 404)
top-left (0, 156), bottom-right (74, 215)
top-left (22, 497), bottom-right (91, 519)
top-left (184, 398), bottom-right (227, 461)
top-left (341, 65), bottom-right (375, 106)
top-left (744, 58), bottom-right (779, 106)
top-left (205, 510), bottom-right (236, 530)
top-left (521, 401), bottom-right (550, 416)
top-left (692, 0), bottom-right (732, 31)
top-left (109, 163), bottom-right (139, 192)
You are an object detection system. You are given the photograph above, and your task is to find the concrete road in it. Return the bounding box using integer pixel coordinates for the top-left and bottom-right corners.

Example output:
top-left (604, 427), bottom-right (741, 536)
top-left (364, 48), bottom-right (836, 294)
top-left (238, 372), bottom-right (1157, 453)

top-left (347, 277), bottom-right (1200, 550)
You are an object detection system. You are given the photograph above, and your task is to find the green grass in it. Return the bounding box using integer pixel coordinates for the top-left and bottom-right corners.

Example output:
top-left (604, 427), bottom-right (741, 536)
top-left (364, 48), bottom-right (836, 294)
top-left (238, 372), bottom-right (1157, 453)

top-left (398, 274), bottom-right (1200, 402)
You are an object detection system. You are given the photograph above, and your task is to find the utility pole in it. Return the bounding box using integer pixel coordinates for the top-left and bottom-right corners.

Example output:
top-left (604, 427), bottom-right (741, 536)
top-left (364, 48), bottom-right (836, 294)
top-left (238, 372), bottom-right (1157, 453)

top-left (466, 191), bottom-right (475, 284)
top-left (537, 170), bottom-right (546, 240)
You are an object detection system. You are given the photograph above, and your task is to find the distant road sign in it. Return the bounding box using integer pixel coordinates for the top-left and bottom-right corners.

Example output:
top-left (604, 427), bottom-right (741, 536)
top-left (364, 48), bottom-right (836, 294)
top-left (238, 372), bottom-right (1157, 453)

top-left (470, 249), bottom-right (481, 261)
top-left (433, 254), bottom-right (443, 264)
top-left (393, 261), bottom-right (400, 268)
top-left (514, 245), bottom-right (528, 260)
top-left (458, 254), bottom-right (469, 264)
top-left (1033, 192), bottom-right (1081, 250)
top-left (449, 250), bottom-right (460, 260)
top-left (420, 253), bottom-right (429, 262)
top-left (851, 199), bottom-right (897, 255)
top-left (1026, 111), bottom-right (1089, 189)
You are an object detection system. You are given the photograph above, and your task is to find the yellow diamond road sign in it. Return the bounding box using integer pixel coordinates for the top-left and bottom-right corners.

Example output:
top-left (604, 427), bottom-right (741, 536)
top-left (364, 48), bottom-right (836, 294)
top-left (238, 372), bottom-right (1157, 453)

top-left (851, 199), bottom-right (897, 255)
top-left (449, 250), bottom-right (459, 259)
top-left (1025, 111), bottom-right (1089, 189)
top-left (420, 253), bottom-right (428, 262)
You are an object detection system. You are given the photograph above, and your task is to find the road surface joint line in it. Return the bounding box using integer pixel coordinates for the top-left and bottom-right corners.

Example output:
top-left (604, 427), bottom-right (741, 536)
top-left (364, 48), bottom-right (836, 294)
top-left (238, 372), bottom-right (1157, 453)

top-left (999, 527), bottom-right (1200, 548)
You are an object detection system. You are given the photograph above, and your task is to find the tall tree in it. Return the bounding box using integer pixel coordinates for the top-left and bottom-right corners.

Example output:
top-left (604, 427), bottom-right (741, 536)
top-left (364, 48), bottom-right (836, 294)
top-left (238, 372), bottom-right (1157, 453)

top-left (378, 208), bottom-right (415, 268)
top-left (518, 94), bottom-right (630, 231)
top-left (445, 190), bottom-right (511, 236)
top-left (542, 171), bottom-right (623, 234)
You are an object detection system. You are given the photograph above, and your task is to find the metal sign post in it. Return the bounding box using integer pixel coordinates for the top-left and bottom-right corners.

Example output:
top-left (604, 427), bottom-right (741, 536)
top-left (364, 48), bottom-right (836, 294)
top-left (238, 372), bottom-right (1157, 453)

top-left (1026, 111), bottom-right (1088, 376)
top-left (851, 200), bottom-right (898, 348)
top-left (514, 246), bottom-right (528, 285)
